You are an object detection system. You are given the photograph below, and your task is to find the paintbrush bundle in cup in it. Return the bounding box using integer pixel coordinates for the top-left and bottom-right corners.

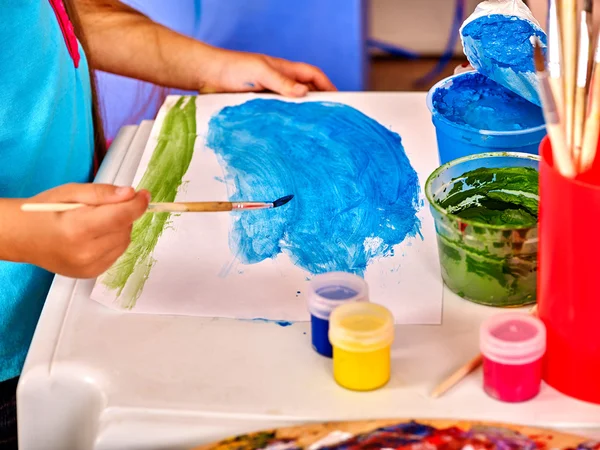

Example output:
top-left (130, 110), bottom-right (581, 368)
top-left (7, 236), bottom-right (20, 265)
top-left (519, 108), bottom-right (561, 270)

top-left (540, 0), bottom-right (600, 177)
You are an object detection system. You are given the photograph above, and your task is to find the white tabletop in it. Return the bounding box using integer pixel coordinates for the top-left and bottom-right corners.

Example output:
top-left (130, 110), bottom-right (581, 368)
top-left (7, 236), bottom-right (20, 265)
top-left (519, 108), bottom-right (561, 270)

top-left (18, 93), bottom-right (600, 450)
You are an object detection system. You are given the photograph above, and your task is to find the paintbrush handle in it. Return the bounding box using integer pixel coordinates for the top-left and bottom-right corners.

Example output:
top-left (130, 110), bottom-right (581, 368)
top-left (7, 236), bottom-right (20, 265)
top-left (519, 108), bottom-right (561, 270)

top-left (580, 43), bottom-right (600, 172)
top-left (538, 77), bottom-right (576, 178)
top-left (147, 202), bottom-right (233, 212)
top-left (430, 354), bottom-right (483, 399)
top-left (573, 86), bottom-right (588, 162)
top-left (563, 0), bottom-right (578, 148)
top-left (20, 202), bottom-right (235, 213)
top-left (20, 203), bottom-right (86, 212)
top-left (549, 77), bottom-right (564, 114)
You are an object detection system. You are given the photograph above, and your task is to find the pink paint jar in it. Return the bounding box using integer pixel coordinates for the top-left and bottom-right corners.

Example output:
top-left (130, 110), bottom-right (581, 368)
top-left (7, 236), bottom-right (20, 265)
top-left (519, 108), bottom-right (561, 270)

top-left (480, 313), bottom-right (546, 403)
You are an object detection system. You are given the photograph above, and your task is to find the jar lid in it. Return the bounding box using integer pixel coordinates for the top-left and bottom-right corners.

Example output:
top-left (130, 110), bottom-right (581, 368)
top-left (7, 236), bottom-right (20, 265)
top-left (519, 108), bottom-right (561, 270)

top-left (329, 303), bottom-right (394, 352)
top-left (307, 272), bottom-right (369, 320)
top-left (480, 312), bottom-right (546, 365)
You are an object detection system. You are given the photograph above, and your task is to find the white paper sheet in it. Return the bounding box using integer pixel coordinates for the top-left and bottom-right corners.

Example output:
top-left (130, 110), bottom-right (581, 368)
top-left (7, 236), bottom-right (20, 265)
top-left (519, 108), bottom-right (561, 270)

top-left (91, 93), bottom-right (443, 324)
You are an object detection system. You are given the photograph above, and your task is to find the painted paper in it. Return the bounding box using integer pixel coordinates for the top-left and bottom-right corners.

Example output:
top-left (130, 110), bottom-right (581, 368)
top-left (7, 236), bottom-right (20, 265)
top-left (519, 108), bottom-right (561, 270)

top-left (91, 93), bottom-right (443, 324)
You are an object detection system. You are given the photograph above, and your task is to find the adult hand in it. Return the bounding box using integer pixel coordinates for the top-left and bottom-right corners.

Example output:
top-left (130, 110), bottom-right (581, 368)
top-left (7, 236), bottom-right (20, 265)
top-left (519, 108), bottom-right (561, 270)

top-left (198, 49), bottom-right (337, 97)
top-left (20, 183), bottom-right (149, 278)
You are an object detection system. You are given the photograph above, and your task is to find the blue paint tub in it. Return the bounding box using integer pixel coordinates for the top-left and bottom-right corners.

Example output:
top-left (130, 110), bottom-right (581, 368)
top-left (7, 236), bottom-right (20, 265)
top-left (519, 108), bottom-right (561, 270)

top-left (426, 71), bottom-right (547, 165)
top-left (307, 272), bottom-right (369, 358)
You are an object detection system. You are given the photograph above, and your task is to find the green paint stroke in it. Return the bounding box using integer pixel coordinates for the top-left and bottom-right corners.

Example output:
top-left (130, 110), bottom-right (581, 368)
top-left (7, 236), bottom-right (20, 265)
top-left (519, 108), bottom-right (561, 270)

top-left (103, 97), bottom-right (197, 309)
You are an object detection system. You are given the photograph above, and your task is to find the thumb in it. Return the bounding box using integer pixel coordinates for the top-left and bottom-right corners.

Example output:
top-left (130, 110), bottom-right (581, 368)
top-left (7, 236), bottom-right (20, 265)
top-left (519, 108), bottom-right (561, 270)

top-left (38, 183), bottom-right (136, 206)
top-left (260, 67), bottom-right (308, 97)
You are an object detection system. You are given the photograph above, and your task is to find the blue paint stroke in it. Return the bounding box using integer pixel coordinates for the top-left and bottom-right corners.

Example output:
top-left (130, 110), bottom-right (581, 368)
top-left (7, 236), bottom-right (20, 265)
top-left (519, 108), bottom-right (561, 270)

top-left (206, 99), bottom-right (422, 276)
top-left (249, 318), bottom-right (293, 327)
top-left (461, 15), bottom-right (547, 105)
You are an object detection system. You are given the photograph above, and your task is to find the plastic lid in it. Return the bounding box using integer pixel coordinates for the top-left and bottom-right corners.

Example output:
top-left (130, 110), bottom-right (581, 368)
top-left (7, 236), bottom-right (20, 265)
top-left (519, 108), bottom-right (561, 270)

top-left (480, 313), bottom-right (546, 365)
top-left (329, 303), bottom-right (394, 352)
top-left (307, 272), bottom-right (369, 320)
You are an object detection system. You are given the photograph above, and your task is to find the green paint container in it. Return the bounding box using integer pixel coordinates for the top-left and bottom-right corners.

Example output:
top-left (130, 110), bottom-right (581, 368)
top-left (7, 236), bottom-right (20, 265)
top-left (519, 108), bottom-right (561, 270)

top-left (425, 152), bottom-right (539, 307)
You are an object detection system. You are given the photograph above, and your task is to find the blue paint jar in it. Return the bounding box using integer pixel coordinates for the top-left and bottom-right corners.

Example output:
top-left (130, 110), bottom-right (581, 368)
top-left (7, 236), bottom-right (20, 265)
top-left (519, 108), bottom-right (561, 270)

top-left (426, 71), bottom-right (547, 165)
top-left (307, 272), bottom-right (369, 358)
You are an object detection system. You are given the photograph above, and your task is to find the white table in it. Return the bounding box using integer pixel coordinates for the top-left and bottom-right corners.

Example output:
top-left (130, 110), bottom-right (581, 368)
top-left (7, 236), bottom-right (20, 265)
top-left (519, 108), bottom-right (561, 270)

top-left (18, 94), bottom-right (600, 450)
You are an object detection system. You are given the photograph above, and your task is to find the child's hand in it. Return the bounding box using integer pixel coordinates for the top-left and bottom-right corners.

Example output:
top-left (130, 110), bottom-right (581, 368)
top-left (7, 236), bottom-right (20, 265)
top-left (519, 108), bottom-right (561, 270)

top-left (199, 49), bottom-right (337, 97)
top-left (21, 183), bottom-right (149, 278)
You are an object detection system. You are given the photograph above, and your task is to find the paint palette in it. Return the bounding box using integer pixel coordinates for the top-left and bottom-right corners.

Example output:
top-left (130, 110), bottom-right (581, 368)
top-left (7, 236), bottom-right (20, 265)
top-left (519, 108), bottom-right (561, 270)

top-left (192, 419), bottom-right (593, 450)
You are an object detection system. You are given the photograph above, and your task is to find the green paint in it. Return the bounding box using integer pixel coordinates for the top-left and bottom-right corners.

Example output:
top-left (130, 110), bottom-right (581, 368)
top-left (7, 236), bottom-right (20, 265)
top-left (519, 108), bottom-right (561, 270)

top-left (103, 97), bottom-right (197, 308)
top-left (431, 166), bottom-right (538, 307)
top-left (439, 167), bottom-right (538, 227)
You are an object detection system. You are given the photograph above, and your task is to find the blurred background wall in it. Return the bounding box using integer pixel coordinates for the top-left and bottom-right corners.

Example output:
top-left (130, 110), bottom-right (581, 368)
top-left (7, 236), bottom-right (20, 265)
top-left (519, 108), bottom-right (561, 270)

top-left (96, 0), bottom-right (521, 140)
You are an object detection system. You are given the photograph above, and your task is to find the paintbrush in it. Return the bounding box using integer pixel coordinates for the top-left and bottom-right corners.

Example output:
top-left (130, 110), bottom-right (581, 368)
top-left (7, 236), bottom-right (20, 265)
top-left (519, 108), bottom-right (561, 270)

top-left (430, 304), bottom-right (538, 399)
top-left (534, 40), bottom-right (576, 178)
top-left (547, 0), bottom-right (563, 112)
top-left (573, 0), bottom-right (593, 165)
top-left (20, 195), bottom-right (295, 213)
top-left (561, 0), bottom-right (578, 150)
top-left (580, 34), bottom-right (600, 173)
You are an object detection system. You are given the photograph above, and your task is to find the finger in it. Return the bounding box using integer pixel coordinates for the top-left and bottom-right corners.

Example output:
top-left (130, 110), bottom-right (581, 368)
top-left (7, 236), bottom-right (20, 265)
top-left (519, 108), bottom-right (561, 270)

top-left (80, 191), bottom-right (150, 235)
top-left (35, 183), bottom-right (136, 206)
top-left (258, 65), bottom-right (309, 97)
top-left (270, 59), bottom-right (337, 92)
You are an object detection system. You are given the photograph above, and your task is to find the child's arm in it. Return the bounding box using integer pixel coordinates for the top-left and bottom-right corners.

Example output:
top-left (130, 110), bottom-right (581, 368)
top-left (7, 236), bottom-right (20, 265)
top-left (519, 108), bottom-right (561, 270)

top-left (75, 0), bottom-right (336, 97)
top-left (0, 184), bottom-right (148, 278)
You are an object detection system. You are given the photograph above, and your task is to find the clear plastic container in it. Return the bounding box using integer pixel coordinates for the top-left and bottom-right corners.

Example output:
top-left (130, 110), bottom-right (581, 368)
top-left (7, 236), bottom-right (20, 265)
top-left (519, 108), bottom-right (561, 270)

top-left (480, 313), bottom-right (546, 402)
top-left (328, 302), bottom-right (394, 391)
top-left (307, 272), bottom-right (368, 358)
top-left (425, 152), bottom-right (539, 307)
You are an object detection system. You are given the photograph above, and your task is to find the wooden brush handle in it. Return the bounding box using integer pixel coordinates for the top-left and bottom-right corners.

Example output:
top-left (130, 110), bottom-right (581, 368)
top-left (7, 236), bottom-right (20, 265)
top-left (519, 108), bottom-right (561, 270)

top-left (21, 203), bottom-right (85, 212)
top-left (21, 202), bottom-right (234, 213)
top-left (147, 202), bottom-right (233, 212)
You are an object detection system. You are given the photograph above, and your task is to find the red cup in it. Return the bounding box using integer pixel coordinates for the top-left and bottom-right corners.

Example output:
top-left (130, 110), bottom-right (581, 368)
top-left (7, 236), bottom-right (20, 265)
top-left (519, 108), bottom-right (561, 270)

top-left (539, 136), bottom-right (600, 404)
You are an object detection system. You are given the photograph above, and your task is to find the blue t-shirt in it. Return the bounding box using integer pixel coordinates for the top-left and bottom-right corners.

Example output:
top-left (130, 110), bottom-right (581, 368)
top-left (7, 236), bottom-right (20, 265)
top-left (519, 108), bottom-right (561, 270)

top-left (0, 1), bottom-right (94, 381)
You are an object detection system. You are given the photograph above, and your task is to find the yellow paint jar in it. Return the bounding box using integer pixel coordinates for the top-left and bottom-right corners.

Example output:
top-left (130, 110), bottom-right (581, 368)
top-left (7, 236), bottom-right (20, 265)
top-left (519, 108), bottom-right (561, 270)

top-left (328, 302), bottom-right (394, 391)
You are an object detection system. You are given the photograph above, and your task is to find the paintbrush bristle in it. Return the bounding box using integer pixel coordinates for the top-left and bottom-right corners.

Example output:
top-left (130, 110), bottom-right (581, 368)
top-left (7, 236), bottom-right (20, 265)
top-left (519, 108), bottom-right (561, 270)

top-left (273, 195), bottom-right (294, 208)
top-left (533, 39), bottom-right (546, 73)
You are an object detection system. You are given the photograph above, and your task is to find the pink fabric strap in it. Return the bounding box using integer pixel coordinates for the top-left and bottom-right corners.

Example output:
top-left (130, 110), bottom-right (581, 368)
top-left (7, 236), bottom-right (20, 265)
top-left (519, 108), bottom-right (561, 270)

top-left (47, 0), bottom-right (80, 68)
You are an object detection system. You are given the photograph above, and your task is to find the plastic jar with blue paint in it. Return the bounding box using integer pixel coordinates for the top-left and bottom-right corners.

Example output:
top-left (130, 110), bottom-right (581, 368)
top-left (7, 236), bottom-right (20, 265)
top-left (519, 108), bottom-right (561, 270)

top-left (426, 71), bottom-right (547, 165)
top-left (307, 272), bottom-right (369, 358)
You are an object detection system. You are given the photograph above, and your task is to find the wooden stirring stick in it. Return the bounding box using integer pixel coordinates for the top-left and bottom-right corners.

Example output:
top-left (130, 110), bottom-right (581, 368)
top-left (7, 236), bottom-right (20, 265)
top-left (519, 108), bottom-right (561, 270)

top-left (430, 304), bottom-right (538, 399)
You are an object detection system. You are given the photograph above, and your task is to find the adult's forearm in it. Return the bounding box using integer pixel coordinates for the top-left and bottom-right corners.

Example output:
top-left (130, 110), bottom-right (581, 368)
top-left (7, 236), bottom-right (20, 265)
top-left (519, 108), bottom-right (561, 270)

top-left (75, 0), bottom-right (214, 90)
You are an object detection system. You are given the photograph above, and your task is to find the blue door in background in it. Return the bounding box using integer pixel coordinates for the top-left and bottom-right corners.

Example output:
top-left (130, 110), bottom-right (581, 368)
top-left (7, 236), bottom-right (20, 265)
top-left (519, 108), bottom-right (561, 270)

top-left (96, 0), bottom-right (367, 140)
